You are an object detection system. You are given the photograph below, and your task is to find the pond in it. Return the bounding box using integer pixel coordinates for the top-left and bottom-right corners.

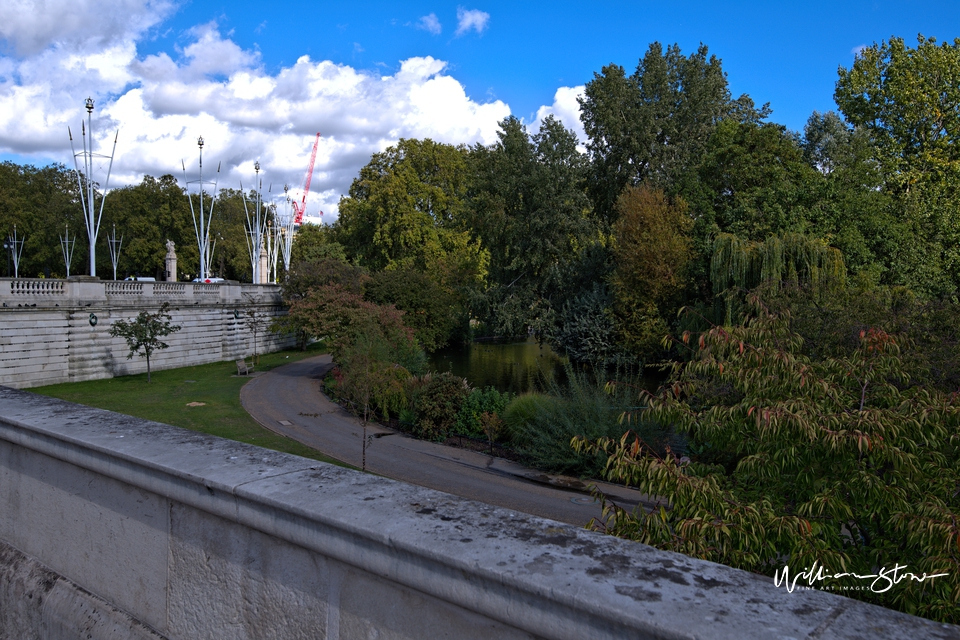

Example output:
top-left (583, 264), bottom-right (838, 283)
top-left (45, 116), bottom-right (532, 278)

top-left (427, 337), bottom-right (567, 394)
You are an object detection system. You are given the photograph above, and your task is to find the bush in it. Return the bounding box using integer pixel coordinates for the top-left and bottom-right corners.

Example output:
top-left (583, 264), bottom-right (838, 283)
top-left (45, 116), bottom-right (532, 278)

top-left (505, 369), bottom-right (668, 478)
top-left (501, 393), bottom-right (557, 441)
top-left (453, 386), bottom-right (514, 438)
top-left (577, 299), bottom-right (960, 623)
top-left (411, 372), bottom-right (470, 440)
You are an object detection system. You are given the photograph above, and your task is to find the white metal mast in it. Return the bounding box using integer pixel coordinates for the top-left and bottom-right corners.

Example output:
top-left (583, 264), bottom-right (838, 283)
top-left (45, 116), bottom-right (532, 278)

top-left (68, 97), bottom-right (118, 277)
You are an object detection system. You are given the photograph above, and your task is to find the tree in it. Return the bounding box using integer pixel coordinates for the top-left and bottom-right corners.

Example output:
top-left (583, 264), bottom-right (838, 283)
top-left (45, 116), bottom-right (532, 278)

top-left (333, 138), bottom-right (484, 281)
top-left (285, 284), bottom-right (423, 373)
top-left (835, 35), bottom-right (960, 296)
top-left (683, 119), bottom-right (822, 243)
top-left (466, 116), bottom-right (595, 338)
top-left (576, 299), bottom-right (960, 623)
top-left (578, 43), bottom-right (762, 224)
top-left (108, 302), bottom-right (181, 382)
top-left (364, 268), bottom-right (458, 352)
top-left (835, 35), bottom-right (960, 185)
top-left (800, 111), bottom-right (898, 286)
top-left (710, 232), bottom-right (846, 324)
top-left (610, 186), bottom-right (692, 357)
top-left (290, 223), bottom-right (346, 265)
top-left (0, 162), bottom-right (83, 278)
top-left (335, 331), bottom-right (410, 470)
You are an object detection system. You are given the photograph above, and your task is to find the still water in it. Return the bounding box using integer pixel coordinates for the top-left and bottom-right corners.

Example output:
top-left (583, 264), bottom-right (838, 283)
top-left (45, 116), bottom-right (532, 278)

top-left (427, 337), bottom-right (567, 394)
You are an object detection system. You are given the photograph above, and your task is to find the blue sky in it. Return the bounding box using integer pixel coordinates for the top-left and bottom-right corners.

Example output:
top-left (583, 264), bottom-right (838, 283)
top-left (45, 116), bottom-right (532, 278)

top-left (1, 0), bottom-right (958, 220)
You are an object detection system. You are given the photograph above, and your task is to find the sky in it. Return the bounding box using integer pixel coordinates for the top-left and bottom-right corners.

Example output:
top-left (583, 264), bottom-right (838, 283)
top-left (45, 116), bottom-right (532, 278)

top-left (1, 0), bottom-right (958, 223)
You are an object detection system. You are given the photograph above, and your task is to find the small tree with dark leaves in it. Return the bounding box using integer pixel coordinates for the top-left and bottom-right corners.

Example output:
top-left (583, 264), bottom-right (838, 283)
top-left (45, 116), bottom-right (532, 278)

top-left (109, 302), bottom-right (181, 382)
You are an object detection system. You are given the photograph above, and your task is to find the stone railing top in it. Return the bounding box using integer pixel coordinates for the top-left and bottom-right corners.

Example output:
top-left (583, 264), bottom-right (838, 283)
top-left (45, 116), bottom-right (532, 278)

top-left (0, 387), bottom-right (955, 640)
top-left (0, 278), bottom-right (282, 307)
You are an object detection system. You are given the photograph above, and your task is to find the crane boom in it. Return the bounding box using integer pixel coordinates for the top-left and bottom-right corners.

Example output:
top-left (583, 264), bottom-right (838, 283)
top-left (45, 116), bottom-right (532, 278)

top-left (293, 133), bottom-right (321, 225)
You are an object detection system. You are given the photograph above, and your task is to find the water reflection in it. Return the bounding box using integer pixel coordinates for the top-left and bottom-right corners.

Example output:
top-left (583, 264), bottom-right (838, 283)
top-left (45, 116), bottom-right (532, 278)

top-left (427, 337), bottom-right (567, 393)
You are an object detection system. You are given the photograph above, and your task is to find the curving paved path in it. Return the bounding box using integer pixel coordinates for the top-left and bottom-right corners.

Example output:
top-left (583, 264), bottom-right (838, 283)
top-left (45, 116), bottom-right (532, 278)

top-left (240, 354), bottom-right (649, 527)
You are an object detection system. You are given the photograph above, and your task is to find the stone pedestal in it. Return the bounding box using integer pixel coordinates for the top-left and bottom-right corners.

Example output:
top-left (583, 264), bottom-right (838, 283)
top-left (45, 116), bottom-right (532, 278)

top-left (165, 240), bottom-right (178, 282)
top-left (258, 243), bottom-right (268, 284)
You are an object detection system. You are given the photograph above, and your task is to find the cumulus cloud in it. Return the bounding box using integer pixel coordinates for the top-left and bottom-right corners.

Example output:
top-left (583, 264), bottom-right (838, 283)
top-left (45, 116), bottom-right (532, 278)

top-left (417, 13), bottom-right (442, 35)
top-left (0, 22), bottom-right (510, 220)
top-left (0, 0), bottom-right (176, 57)
top-left (455, 7), bottom-right (490, 36)
top-left (530, 85), bottom-right (586, 148)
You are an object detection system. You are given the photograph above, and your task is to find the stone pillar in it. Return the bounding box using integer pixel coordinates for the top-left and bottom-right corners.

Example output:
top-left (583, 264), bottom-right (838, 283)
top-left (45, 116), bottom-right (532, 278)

top-left (258, 243), bottom-right (268, 284)
top-left (165, 240), bottom-right (178, 282)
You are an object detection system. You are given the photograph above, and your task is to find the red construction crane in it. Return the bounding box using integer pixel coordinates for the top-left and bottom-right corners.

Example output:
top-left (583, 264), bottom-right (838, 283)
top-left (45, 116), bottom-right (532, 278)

top-left (293, 133), bottom-right (321, 226)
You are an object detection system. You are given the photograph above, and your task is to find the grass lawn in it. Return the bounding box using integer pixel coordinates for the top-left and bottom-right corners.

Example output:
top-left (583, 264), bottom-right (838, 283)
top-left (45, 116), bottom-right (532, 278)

top-left (31, 342), bottom-right (349, 467)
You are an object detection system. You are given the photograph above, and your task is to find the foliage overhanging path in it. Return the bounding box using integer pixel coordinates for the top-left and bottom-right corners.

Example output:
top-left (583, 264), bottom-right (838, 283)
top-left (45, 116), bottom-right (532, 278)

top-left (239, 354), bottom-right (647, 527)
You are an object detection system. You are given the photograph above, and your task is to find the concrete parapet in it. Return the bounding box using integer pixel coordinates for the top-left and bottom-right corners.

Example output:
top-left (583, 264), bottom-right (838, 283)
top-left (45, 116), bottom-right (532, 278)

top-left (0, 388), bottom-right (957, 640)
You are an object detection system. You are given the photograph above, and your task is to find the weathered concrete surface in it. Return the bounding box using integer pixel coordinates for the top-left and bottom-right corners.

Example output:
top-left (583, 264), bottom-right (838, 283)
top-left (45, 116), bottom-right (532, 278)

top-left (0, 278), bottom-right (294, 388)
top-left (0, 541), bottom-right (164, 640)
top-left (0, 386), bottom-right (958, 640)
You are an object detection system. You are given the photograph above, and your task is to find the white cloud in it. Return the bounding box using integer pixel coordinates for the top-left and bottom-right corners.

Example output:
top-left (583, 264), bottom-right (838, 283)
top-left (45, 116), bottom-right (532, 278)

top-left (851, 44), bottom-right (867, 57)
top-left (530, 85), bottom-right (586, 148)
top-left (0, 22), bottom-right (510, 221)
top-left (455, 7), bottom-right (490, 36)
top-left (417, 13), bottom-right (442, 35)
top-left (0, 0), bottom-right (176, 57)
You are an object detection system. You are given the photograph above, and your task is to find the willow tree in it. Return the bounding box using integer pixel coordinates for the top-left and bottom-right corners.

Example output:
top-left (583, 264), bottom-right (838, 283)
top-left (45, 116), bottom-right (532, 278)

top-left (711, 232), bottom-right (846, 324)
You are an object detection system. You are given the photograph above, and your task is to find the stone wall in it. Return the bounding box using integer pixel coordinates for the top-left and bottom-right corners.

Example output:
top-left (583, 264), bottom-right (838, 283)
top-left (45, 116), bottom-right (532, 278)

top-left (0, 278), bottom-right (295, 388)
top-left (0, 388), bottom-right (956, 640)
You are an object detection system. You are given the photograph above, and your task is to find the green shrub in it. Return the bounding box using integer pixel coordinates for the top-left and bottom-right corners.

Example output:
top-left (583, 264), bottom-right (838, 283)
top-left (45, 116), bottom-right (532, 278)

top-left (411, 372), bottom-right (469, 440)
top-left (501, 393), bottom-right (557, 441)
top-left (453, 386), bottom-right (514, 438)
top-left (509, 368), bottom-right (668, 478)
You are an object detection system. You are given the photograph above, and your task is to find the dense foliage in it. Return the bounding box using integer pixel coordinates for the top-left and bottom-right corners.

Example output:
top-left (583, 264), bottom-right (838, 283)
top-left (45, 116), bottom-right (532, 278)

top-left (575, 299), bottom-right (960, 621)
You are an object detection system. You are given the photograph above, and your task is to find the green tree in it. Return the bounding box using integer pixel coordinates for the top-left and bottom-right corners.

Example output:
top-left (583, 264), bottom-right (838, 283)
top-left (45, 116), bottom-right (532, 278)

top-left (333, 138), bottom-right (485, 282)
top-left (684, 119), bottom-right (822, 243)
top-left (290, 223), bottom-right (346, 265)
top-left (710, 232), bottom-right (846, 324)
top-left (108, 302), bottom-right (182, 382)
top-left (0, 162), bottom-right (83, 278)
top-left (835, 35), bottom-right (960, 295)
top-left (364, 268), bottom-right (458, 352)
top-left (335, 331), bottom-right (410, 470)
top-left (800, 111), bottom-right (899, 286)
top-left (105, 175), bottom-right (195, 280)
top-left (579, 43), bottom-right (763, 224)
top-left (466, 116), bottom-right (594, 337)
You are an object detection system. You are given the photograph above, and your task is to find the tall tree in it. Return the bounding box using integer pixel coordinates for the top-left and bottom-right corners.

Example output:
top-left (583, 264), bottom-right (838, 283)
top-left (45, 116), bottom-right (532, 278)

top-left (835, 35), bottom-right (960, 296)
top-left (333, 138), bottom-right (484, 280)
top-left (0, 162), bottom-right (83, 278)
top-left (467, 116), bottom-right (594, 337)
top-left (579, 43), bottom-right (762, 224)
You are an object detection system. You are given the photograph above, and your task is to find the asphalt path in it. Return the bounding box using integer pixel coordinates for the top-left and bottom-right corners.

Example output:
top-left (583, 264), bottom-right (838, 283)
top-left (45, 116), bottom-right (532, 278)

top-left (240, 354), bottom-right (650, 527)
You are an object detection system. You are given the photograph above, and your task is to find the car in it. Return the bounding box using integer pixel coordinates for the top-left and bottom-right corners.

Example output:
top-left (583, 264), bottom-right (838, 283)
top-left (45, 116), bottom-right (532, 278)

top-left (191, 277), bottom-right (225, 283)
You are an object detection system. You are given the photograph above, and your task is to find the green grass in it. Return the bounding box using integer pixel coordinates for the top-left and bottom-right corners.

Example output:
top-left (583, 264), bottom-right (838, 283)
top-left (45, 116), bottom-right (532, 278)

top-left (31, 342), bottom-right (350, 467)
